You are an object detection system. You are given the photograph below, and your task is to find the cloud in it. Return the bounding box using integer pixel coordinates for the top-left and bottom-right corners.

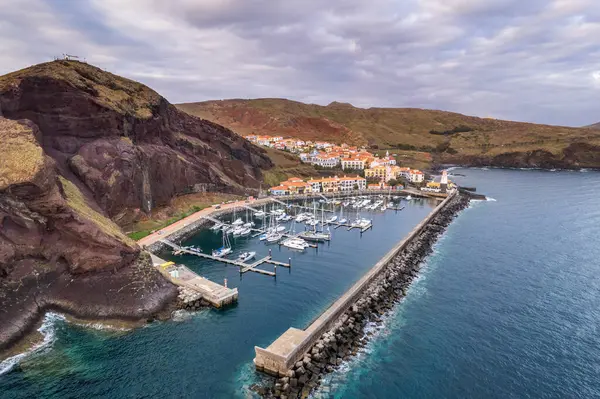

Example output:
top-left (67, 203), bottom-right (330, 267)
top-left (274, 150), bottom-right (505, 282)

top-left (0, 0), bottom-right (599, 126)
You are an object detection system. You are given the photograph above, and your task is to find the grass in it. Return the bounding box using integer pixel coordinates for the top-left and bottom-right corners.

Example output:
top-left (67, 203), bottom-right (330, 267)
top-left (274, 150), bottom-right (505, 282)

top-left (126, 192), bottom-right (242, 240)
top-left (59, 176), bottom-right (136, 247)
top-left (0, 60), bottom-right (161, 119)
top-left (176, 98), bottom-right (600, 165)
top-left (0, 119), bottom-right (45, 190)
top-left (261, 148), bottom-right (324, 186)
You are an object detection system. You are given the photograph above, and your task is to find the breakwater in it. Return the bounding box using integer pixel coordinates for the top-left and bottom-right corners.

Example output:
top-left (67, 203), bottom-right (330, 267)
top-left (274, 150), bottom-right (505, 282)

top-left (255, 192), bottom-right (470, 398)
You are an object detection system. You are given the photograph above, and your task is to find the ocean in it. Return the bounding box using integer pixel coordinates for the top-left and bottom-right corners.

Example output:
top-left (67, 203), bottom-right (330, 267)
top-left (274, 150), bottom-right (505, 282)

top-left (2, 168), bottom-right (599, 398)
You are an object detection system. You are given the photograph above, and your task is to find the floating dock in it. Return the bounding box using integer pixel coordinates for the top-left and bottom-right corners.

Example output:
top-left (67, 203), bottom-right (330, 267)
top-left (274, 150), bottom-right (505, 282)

top-left (159, 239), bottom-right (289, 277)
top-left (150, 253), bottom-right (238, 308)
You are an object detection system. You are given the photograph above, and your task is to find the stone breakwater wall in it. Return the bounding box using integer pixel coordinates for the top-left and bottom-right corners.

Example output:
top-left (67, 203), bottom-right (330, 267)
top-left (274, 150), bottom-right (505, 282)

top-left (261, 192), bottom-right (470, 399)
top-left (176, 287), bottom-right (207, 311)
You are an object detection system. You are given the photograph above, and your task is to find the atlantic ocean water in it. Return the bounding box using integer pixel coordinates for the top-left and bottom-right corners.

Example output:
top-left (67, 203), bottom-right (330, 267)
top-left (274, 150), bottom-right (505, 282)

top-left (2, 168), bottom-right (599, 398)
top-left (315, 168), bottom-right (600, 398)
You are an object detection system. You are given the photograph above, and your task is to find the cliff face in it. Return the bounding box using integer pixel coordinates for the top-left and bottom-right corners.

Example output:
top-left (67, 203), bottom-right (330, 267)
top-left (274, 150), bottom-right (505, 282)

top-left (0, 117), bottom-right (177, 350)
top-left (178, 99), bottom-right (600, 170)
top-left (0, 61), bottom-right (272, 225)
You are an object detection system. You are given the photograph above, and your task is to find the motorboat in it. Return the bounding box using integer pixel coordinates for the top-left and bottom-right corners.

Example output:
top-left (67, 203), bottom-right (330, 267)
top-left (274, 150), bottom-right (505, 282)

top-left (405, 195), bottom-right (413, 201)
top-left (210, 222), bottom-right (223, 231)
top-left (281, 237), bottom-right (309, 250)
top-left (232, 226), bottom-right (245, 236)
top-left (254, 210), bottom-right (266, 218)
top-left (280, 215), bottom-right (292, 222)
top-left (212, 247), bottom-right (232, 257)
top-left (326, 215), bottom-right (338, 223)
top-left (295, 214), bottom-right (308, 223)
top-left (237, 251), bottom-right (256, 262)
top-left (258, 233), bottom-right (268, 241)
top-left (306, 219), bottom-right (319, 226)
top-left (276, 213), bottom-right (287, 222)
top-left (232, 218), bottom-right (244, 226)
top-left (338, 217), bottom-right (348, 224)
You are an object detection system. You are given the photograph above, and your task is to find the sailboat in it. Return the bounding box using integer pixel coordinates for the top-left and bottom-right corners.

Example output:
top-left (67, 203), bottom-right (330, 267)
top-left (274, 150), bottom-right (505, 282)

top-left (338, 205), bottom-right (347, 224)
top-left (212, 229), bottom-right (232, 257)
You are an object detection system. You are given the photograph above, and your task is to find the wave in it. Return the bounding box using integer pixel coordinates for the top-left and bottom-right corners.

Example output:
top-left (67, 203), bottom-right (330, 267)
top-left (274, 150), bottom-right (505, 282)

top-left (0, 313), bottom-right (65, 376)
top-left (486, 197), bottom-right (497, 202)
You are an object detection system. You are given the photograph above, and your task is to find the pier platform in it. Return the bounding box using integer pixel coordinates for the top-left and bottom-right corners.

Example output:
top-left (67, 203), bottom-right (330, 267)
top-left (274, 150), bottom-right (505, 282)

top-left (150, 253), bottom-right (238, 308)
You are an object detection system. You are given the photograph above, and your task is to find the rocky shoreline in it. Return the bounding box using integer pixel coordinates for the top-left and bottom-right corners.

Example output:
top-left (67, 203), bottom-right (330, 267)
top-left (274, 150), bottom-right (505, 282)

top-left (256, 193), bottom-right (471, 399)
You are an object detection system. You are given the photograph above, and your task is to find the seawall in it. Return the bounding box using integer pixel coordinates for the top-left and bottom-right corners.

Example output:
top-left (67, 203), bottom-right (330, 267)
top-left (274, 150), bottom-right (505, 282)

top-left (253, 191), bottom-right (470, 398)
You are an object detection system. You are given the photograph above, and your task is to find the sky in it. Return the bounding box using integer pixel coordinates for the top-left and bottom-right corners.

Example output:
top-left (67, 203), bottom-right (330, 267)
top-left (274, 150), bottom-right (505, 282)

top-left (1, 0), bottom-right (599, 126)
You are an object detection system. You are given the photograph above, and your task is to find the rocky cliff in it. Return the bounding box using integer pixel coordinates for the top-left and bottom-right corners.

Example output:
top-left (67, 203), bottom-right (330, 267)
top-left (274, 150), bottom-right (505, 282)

top-left (0, 61), bottom-right (272, 226)
top-left (0, 117), bottom-right (177, 350)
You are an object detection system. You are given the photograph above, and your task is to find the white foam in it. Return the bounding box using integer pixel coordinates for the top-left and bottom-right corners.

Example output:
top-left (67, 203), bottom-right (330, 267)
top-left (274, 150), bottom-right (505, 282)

top-left (486, 197), bottom-right (497, 202)
top-left (0, 313), bottom-right (65, 376)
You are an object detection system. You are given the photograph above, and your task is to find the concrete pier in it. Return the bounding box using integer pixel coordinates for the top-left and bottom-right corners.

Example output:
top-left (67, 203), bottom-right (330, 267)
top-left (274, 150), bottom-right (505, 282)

top-left (150, 253), bottom-right (238, 308)
top-left (253, 192), bottom-right (455, 376)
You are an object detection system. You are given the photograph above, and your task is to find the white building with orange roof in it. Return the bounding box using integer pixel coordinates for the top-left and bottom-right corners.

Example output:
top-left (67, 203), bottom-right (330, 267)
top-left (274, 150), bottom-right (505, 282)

top-left (269, 185), bottom-right (290, 196)
top-left (338, 175), bottom-right (367, 191)
top-left (312, 153), bottom-right (339, 168)
top-left (409, 169), bottom-right (425, 183)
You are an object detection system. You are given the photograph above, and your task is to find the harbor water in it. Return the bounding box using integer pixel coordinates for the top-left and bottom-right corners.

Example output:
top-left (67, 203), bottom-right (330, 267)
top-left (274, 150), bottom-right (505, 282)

top-left (2, 168), bottom-right (600, 398)
top-left (0, 195), bottom-right (437, 398)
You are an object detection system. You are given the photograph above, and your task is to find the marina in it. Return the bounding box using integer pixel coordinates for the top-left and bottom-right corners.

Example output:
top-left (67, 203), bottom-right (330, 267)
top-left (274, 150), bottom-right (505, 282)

top-left (159, 239), bottom-right (289, 277)
top-left (144, 194), bottom-right (425, 290)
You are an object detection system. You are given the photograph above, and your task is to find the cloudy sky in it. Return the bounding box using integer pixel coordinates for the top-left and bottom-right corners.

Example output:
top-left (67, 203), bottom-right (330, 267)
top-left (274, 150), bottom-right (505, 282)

top-left (1, 0), bottom-right (599, 126)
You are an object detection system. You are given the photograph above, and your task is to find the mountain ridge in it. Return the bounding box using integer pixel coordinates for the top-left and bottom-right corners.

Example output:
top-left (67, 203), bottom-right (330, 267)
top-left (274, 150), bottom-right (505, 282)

top-left (177, 98), bottom-right (600, 170)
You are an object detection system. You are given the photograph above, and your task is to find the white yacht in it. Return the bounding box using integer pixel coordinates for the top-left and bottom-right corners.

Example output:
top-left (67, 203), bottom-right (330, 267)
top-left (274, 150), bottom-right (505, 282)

top-left (237, 251), bottom-right (256, 262)
top-left (281, 237), bottom-right (309, 250)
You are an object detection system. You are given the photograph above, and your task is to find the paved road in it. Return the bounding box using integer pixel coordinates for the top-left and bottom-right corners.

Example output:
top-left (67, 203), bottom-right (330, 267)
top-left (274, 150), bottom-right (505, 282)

top-left (137, 198), bottom-right (264, 248)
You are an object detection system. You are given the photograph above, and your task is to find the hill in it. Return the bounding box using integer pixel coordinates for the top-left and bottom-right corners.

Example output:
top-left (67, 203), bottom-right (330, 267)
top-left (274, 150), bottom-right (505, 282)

top-left (586, 122), bottom-right (600, 129)
top-left (0, 61), bottom-right (272, 226)
top-left (0, 60), bottom-right (271, 351)
top-left (177, 99), bottom-right (600, 170)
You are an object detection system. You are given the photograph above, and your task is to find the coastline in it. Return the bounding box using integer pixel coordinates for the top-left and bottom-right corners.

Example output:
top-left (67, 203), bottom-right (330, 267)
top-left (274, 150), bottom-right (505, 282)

top-left (256, 192), bottom-right (471, 398)
top-left (0, 252), bottom-right (178, 358)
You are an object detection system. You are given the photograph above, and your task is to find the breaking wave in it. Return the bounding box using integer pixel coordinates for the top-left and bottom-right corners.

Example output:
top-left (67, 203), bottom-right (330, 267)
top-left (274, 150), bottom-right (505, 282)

top-left (0, 313), bottom-right (65, 376)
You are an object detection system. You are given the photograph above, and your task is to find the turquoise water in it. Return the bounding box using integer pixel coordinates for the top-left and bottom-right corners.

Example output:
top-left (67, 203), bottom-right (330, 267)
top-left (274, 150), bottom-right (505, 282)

top-left (316, 168), bottom-right (600, 398)
top-left (3, 169), bottom-right (599, 398)
top-left (0, 196), bottom-right (438, 398)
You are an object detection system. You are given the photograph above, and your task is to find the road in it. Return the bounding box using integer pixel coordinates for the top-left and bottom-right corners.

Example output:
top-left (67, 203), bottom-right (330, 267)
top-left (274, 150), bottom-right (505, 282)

top-left (137, 198), bottom-right (265, 248)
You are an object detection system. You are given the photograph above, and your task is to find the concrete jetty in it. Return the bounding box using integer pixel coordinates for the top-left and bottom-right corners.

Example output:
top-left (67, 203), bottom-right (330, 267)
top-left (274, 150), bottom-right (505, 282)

top-left (253, 192), bottom-right (456, 376)
top-left (150, 253), bottom-right (238, 308)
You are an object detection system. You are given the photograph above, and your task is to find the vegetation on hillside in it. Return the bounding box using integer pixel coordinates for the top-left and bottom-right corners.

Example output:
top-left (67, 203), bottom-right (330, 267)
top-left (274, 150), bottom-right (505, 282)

top-left (0, 60), bottom-right (160, 118)
top-left (0, 119), bottom-right (45, 190)
top-left (58, 176), bottom-right (136, 246)
top-left (177, 99), bottom-right (600, 168)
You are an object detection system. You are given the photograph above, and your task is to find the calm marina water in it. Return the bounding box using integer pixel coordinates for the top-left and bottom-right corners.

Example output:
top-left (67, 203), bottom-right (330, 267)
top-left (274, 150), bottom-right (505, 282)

top-left (2, 168), bottom-right (600, 398)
